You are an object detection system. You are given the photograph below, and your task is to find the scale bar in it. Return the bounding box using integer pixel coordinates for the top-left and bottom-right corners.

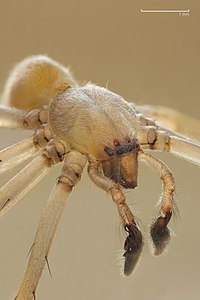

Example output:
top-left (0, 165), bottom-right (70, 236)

top-left (141, 9), bottom-right (190, 13)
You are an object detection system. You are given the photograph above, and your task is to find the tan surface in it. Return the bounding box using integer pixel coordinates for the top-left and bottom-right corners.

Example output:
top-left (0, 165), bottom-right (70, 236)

top-left (0, 1), bottom-right (199, 300)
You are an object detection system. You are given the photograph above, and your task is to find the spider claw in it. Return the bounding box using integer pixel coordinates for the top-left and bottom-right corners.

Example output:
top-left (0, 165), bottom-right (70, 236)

top-left (123, 224), bottom-right (143, 275)
top-left (150, 211), bottom-right (172, 255)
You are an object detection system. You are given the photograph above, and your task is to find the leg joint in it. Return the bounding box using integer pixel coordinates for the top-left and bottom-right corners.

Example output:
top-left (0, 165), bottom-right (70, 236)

top-left (43, 139), bottom-right (71, 165)
top-left (58, 163), bottom-right (84, 188)
top-left (149, 129), bottom-right (171, 151)
top-left (24, 106), bottom-right (48, 129)
top-left (33, 125), bottom-right (53, 148)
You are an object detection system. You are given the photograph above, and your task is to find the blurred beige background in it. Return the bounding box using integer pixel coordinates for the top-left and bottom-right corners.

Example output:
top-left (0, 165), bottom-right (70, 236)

top-left (0, 1), bottom-right (199, 300)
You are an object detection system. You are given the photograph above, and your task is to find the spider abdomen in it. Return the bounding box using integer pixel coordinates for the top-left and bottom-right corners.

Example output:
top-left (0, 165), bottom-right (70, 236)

top-left (2, 55), bottom-right (77, 111)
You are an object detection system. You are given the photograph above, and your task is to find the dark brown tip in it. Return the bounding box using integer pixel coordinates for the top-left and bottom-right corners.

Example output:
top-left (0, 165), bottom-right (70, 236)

top-left (150, 211), bottom-right (172, 255)
top-left (123, 224), bottom-right (143, 275)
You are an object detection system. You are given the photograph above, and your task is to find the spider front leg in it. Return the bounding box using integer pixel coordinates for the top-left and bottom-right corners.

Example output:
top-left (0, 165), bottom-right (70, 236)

top-left (138, 125), bottom-right (200, 166)
top-left (138, 151), bottom-right (175, 255)
top-left (15, 151), bottom-right (87, 300)
top-left (135, 104), bottom-right (200, 140)
top-left (88, 160), bottom-right (143, 276)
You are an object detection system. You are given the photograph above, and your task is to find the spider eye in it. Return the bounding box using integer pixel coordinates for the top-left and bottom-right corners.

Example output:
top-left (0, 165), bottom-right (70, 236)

top-left (125, 144), bottom-right (133, 153)
top-left (116, 146), bottom-right (125, 155)
top-left (104, 146), bottom-right (115, 156)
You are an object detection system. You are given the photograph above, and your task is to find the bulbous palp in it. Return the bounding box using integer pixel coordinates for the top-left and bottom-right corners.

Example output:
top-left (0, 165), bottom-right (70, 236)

top-left (150, 211), bottom-right (172, 255)
top-left (123, 223), bottom-right (143, 275)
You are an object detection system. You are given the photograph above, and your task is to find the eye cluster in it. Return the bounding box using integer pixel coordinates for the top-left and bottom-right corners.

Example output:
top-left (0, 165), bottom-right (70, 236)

top-left (104, 138), bottom-right (139, 157)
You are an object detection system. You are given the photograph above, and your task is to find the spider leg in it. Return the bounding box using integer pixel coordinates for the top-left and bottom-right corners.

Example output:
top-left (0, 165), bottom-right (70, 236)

top-left (15, 151), bottom-right (87, 300)
top-left (0, 138), bottom-right (69, 217)
top-left (0, 104), bottom-right (48, 129)
top-left (0, 104), bottom-right (27, 128)
top-left (138, 126), bottom-right (200, 166)
top-left (135, 104), bottom-right (200, 140)
top-left (0, 155), bottom-right (51, 217)
top-left (88, 160), bottom-right (143, 276)
top-left (0, 138), bottom-right (39, 175)
top-left (0, 124), bottom-right (53, 175)
top-left (138, 151), bottom-right (175, 255)
top-left (169, 136), bottom-right (200, 166)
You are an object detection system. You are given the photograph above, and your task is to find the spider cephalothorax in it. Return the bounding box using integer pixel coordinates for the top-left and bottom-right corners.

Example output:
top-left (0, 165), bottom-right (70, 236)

top-left (0, 55), bottom-right (199, 300)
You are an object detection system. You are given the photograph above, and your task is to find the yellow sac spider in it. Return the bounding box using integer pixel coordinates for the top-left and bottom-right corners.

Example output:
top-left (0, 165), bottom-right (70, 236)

top-left (0, 55), bottom-right (199, 300)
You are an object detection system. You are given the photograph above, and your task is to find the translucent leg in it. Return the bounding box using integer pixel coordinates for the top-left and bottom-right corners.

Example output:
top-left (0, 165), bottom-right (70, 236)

top-left (15, 151), bottom-right (87, 300)
top-left (0, 104), bottom-right (49, 129)
top-left (0, 155), bottom-right (51, 217)
top-left (0, 138), bottom-right (39, 175)
top-left (169, 136), bottom-right (200, 166)
top-left (138, 126), bottom-right (200, 166)
top-left (0, 104), bottom-right (27, 128)
top-left (135, 104), bottom-right (200, 140)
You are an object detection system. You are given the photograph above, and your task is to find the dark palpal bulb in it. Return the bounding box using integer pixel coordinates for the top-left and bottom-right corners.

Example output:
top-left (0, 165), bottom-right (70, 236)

top-left (123, 223), bottom-right (143, 275)
top-left (150, 211), bottom-right (172, 255)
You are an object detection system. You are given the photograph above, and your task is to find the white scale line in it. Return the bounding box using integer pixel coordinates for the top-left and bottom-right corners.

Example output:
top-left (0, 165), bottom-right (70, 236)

top-left (141, 9), bottom-right (190, 13)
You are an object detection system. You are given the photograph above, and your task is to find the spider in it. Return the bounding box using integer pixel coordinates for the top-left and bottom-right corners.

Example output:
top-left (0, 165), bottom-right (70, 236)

top-left (0, 55), bottom-right (199, 300)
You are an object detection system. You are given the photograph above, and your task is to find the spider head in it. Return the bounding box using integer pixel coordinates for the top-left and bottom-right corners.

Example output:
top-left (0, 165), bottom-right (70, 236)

top-left (102, 138), bottom-right (139, 189)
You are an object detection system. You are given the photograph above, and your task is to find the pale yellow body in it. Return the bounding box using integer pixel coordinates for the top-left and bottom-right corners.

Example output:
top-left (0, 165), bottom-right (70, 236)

top-left (2, 55), bottom-right (77, 110)
top-left (2, 55), bottom-right (138, 160)
top-left (49, 86), bottom-right (139, 160)
top-left (0, 55), bottom-right (199, 300)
